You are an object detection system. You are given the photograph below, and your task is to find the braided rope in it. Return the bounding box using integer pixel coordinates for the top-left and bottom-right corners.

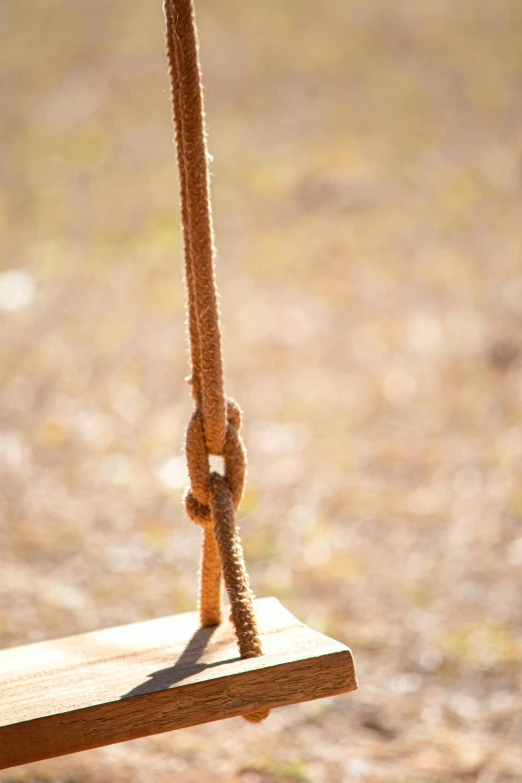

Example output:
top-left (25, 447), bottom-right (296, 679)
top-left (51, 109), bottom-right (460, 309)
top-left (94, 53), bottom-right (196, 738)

top-left (164, 0), bottom-right (269, 723)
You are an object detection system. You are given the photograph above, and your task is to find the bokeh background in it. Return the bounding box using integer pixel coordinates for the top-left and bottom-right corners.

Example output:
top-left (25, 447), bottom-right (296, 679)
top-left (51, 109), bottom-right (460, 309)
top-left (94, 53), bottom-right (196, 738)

top-left (1, 0), bottom-right (521, 781)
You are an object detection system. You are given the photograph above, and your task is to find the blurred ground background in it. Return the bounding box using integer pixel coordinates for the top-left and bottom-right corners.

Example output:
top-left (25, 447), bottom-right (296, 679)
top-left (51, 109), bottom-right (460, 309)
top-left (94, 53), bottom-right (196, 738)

top-left (1, 0), bottom-right (521, 781)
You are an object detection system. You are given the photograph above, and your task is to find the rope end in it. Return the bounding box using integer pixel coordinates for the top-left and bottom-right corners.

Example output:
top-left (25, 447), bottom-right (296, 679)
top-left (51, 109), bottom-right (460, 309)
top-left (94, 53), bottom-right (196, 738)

top-left (243, 708), bottom-right (270, 723)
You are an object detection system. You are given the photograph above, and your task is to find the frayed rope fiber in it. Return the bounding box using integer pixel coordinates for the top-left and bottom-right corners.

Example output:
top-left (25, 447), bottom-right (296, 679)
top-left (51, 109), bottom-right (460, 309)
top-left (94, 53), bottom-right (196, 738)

top-left (164, 0), bottom-right (269, 723)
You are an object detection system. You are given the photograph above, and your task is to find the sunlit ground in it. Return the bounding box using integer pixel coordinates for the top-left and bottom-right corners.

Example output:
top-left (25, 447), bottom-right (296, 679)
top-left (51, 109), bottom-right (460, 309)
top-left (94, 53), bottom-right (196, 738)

top-left (1, 0), bottom-right (521, 781)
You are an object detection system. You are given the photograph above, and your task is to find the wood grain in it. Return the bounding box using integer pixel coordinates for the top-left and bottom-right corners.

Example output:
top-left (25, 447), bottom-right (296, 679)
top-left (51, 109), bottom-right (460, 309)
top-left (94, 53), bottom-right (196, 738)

top-left (0, 597), bottom-right (357, 769)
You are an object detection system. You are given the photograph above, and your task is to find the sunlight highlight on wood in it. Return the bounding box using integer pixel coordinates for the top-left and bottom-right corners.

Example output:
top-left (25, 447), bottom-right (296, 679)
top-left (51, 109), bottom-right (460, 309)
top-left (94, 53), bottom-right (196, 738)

top-left (0, 598), bottom-right (356, 769)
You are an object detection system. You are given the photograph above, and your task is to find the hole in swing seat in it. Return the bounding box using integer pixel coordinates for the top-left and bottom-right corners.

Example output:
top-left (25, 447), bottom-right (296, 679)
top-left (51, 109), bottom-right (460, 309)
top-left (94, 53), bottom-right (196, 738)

top-left (209, 454), bottom-right (225, 475)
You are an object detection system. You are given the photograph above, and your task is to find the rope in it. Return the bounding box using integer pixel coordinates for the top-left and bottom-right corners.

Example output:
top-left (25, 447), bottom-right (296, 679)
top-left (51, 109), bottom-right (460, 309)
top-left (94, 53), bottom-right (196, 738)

top-left (164, 0), bottom-right (269, 723)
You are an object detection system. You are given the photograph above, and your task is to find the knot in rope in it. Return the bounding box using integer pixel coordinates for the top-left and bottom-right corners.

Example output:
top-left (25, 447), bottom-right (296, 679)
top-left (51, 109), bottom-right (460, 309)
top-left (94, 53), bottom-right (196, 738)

top-left (185, 399), bottom-right (245, 530)
top-left (183, 397), bottom-right (269, 724)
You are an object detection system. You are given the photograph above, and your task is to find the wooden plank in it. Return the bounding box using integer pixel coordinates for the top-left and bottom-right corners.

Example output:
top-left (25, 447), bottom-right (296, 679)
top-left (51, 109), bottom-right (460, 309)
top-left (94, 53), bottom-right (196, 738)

top-left (0, 597), bottom-right (356, 769)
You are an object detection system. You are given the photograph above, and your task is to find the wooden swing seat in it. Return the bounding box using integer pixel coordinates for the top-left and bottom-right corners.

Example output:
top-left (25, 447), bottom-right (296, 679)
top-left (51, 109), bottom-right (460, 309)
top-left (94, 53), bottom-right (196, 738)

top-left (0, 597), bottom-right (356, 769)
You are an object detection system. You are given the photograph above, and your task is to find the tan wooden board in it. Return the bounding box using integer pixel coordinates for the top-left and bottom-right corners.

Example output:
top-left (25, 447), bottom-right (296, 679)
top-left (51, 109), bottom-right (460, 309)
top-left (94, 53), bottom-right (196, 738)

top-left (0, 597), bottom-right (357, 769)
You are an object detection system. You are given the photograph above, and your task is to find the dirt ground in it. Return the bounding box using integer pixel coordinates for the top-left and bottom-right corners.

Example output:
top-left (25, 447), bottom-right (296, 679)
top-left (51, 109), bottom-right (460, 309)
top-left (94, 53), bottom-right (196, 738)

top-left (1, 1), bottom-right (521, 781)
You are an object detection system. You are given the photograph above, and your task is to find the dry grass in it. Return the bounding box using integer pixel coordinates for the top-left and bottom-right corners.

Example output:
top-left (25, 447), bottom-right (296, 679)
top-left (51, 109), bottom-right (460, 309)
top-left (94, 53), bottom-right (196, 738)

top-left (1, 0), bottom-right (521, 780)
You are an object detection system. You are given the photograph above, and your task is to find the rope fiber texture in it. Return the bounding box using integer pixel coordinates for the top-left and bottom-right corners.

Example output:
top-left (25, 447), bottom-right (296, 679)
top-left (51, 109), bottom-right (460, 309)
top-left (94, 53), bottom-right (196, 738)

top-left (164, 0), bottom-right (269, 723)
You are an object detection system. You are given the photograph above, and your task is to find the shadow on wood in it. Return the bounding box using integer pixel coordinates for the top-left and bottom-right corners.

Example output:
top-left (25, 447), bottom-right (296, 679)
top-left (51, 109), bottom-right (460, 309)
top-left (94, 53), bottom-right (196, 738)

top-left (121, 625), bottom-right (226, 698)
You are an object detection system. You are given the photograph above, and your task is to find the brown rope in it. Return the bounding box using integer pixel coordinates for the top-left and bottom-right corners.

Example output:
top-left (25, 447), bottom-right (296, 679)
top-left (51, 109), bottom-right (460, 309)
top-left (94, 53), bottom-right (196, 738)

top-left (164, 0), bottom-right (269, 723)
